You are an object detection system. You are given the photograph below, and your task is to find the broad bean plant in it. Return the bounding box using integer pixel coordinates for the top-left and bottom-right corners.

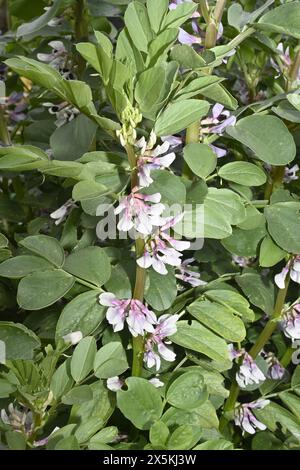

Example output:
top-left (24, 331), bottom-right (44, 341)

top-left (0, 0), bottom-right (300, 451)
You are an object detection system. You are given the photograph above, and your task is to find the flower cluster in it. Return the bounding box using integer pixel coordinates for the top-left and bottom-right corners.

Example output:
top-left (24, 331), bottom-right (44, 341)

top-left (275, 255), bottom-right (300, 289)
top-left (234, 400), bottom-right (269, 435)
top-left (137, 214), bottom-right (190, 275)
top-left (1, 404), bottom-right (34, 436)
top-left (37, 41), bottom-right (74, 80)
top-left (99, 293), bottom-right (178, 371)
top-left (136, 131), bottom-right (176, 188)
top-left (281, 304), bottom-right (300, 342)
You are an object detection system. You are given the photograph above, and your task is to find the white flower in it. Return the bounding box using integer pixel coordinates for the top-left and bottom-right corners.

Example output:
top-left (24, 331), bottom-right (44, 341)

top-left (136, 132), bottom-right (176, 188)
top-left (149, 377), bottom-right (164, 388)
top-left (62, 331), bottom-right (83, 345)
top-left (281, 304), bottom-right (300, 342)
top-left (236, 352), bottom-right (266, 389)
top-left (175, 258), bottom-right (206, 287)
top-left (144, 314), bottom-right (178, 371)
top-left (275, 255), bottom-right (300, 289)
top-left (107, 376), bottom-right (124, 392)
top-left (234, 400), bottom-right (269, 435)
top-left (114, 189), bottom-right (165, 235)
top-left (50, 199), bottom-right (75, 225)
top-left (137, 214), bottom-right (190, 275)
top-left (99, 292), bottom-right (157, 337)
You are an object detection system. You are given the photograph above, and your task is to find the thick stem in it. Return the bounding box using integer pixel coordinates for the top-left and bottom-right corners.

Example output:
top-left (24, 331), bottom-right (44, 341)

top-left (0, 0), bottom-right (10, 33)
top-left (183, 121), bottom-right (199, 178)
top-left (213, 0), bottom-right (227, 24)
top-left (126, 144), bottom-right (146, 377)
top-left (198, 0), bottom-right (210, 24)
top-left (288, 44), bottom-right (300, 91)
top-left (186, 0), bottom-right (228, 174)
top-left (0, 107), bottom-right (11, 145)
top-left (264, 166), bottom-right (285, 200)
top-left (74, 0), bottom-right (89, 77)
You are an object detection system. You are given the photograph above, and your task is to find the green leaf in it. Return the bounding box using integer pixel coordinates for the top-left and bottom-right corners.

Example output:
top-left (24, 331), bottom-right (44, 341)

top-left (63, 246), bottom-right (111, 287)
top-left (74, 416), bottom-right (104, 443)
top-left (144, 267), bottom-right (177, 311)
top-left (117, 377), bottom-right (163, 430)
top-left (50, 115), bottom-right (97, 162)
top-left (54, 436), bottom-right (80, 450)
top-left (70, 380), bottom-right (115, 427)
top-left (89, 426), bottom-right (119, 445)
top-left (288, 94), bottom-right (300, 111)
top-left (279, 392), bottom-right (300, 420)
top-left (150, 421), bottom-right (169, 447)
top-left (226, 115), bottom-right (296, 165)
top-left (56, 291), bottom-right (106, 340)
top-left (200, 83), bottom-right (238, 111)
top-left (171, 321), bottom-right (230, 363)
top-left (16, 0), bottom-right (64, 39)
top-left (0, 255), bottom-right (53, 279)
top-left (147, 0), bottom-right (168, 32)
top-left (155, 100), bottom-right (210, 136)
top-left (194, 439), bottom-right (234, 450)
top-left (143, 170), bottom-right (186, 206)
top-left (5, 57), bottom-right (62, 90)
top-left (72, 180), bottom-right (109, 201)
top-left (257, 2), bottom-right (300, 38)
top-left (236, 273), bottom-right (275, 316)
top-left (0, 322), bottom-right (40, 360)
top-left (71, 336), bottom-right (97, 383)
top-left (94, 342), bottom-right (128, 379)
top-left (76, 42), bottom-right (113, 85)
top-left (162, 401), bottom-right (219, 429)
top-left (170, 44), bottom-right (206, 69)
top-left (265, 202), bottom-right (300, 253)
top-left (62, 385), bottom-right (94, 405)
top-left (162, 1), bottom-right (197, 29)
top-left (50, 359), bottom-right (74, 400)
top-left (167, 425), bottom-right (200, 450)
top-left (0, 233), bottom-right (8, 248)
top-left (5, 431), bottom-right (27, 450)
top-left (222, 225), bottom-right (266, 257)
top-left (124, 1), bottom-right (153, 52)
top-left (17, 269), bottom-right (75, 310)
top-left (219, 162), bottom-right (267, 186)
top-left (183, 143), bottom-right (217, 179)
top-left (174, 75), bottom-right (223, 101)
top-left (204, 289), bottom-right (254, 322)
top-left (255, 401), bottom-right (300, 439)
top-left (19, 235), bottom-right (65, 268)
top-left (135, 65), bottom-right (166, 117)
top-left (0, 378), bottom-right (17, 398)
top-left (188, 299), bottom-right (246, 342)
top-left (166, 371), bottom-right (208, 410)
top-left (259, 235), bottom-right (286, 267)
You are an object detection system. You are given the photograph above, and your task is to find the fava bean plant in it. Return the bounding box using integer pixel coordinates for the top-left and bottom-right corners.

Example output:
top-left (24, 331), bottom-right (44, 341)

top-left (0, 0), bottom-right (300, 451)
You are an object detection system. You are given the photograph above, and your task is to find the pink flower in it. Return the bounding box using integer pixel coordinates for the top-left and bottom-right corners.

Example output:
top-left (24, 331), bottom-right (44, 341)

top-left (99, 292), bottom-right (157, 337)
top-left (234, 400), bottom-right (269, 435)
top-left (144, 314), bottom-right (178, 371)
top-left (275, 256), bottom-right (300, 289)
top-left (201, 103), bottom-right (236, 134)
top-left (281, 304), bottom-right (300, 341)
top-left (161, 135), bottom-right (183, 148)
top-left (114, 188), bottom-right (165, 235)
top-left (236, 352), bottom-right (266, 389)
top-left (178, 28), bottom-right (201, 45)
top-left (175, 258), bottom-right (206, 287)
top-left (136, 133), bottom-right (176, 187)
top-left (137, 214), bottom-right (190, 275)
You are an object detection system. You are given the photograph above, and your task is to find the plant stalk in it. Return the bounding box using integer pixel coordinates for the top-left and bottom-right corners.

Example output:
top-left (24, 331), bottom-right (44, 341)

top-left (0, 107), bottom-right (11, 145)
top-left (126, 144), bottom-right (146, 377)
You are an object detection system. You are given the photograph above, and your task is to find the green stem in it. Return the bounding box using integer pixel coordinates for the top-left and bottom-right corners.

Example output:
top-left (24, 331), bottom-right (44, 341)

top-left (264, 166), bottom-right (285, 200)
top-left (183, 121), bottom-right (199, 178)
top-left (126, 144), bottom-right (147, 377)
top-left (74, 0), bottom-right (89, 77)
top-left (213, 0), bottom-right (227, 23)
top-left (0, 107), bottom-right (11, 145)
top-left (288, 43), bottom-right (300, 91)
top-left (198, 0), bottom-right (210, 23)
